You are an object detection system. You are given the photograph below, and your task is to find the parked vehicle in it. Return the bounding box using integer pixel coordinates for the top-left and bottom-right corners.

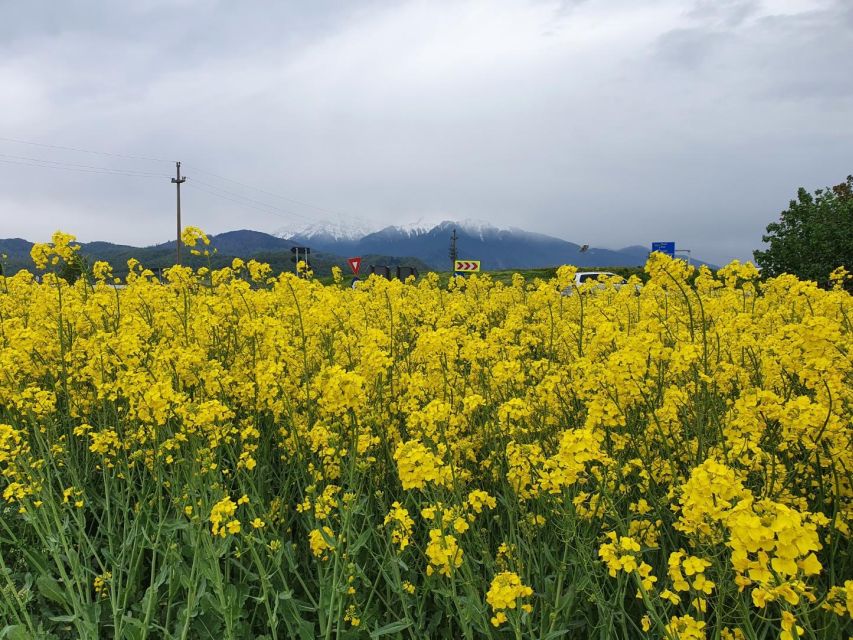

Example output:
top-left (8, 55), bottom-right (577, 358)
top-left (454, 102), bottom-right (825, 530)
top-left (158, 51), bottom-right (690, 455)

top-left (561, 271), bottom-right (631, 296)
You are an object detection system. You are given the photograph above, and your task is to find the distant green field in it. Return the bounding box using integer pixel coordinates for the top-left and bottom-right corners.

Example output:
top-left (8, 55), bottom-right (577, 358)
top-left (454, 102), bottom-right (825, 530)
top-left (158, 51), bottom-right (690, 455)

top-left (317, 266), bottom-right (649, 287)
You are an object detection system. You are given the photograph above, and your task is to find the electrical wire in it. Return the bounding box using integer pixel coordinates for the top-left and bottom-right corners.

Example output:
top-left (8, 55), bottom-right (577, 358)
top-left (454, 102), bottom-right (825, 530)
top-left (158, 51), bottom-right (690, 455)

top-left (0, 135), bottom-right (172, 164)
top-left (1, 154), bottom-right (365, 230)
top-left (0, 135), bottom-right (378, 231)
top-left (187, 177), bottom-right (321, 223)
top-left (184, 181), bottom-right (319, 224)
top-left (184, 164), bottom-right (378, 229)
top-left (0, 157), bottom-right (170, 179)
top-left (0, 152), bottom-right (172, 178)
top-left (183, 164), bottom-right (346, 216)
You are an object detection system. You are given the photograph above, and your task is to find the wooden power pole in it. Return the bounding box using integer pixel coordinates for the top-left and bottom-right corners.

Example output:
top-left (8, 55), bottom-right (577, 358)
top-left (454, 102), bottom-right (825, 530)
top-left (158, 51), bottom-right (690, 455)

top-left (449, 227), bottom-right (458, 272)
top-left (171, 161), bottom-right (187, 265)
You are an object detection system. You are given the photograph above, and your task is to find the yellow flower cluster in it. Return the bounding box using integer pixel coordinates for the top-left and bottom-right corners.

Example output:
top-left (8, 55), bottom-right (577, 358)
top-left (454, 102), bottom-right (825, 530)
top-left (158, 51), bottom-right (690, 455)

top-left (309, 526), bottom-right (336, 559)
top-left (383, 501), bottom-right (414, 551)
top-left (822, 581), bottom-right (853, 618)
top-left (93, 571), bottom-right (112, 598)
top-left (599, 532), bottom-right (642, 575)
top-left (539, 427), bottom-right (608, 493)
top-left (466, 489), bottom-right (496, 513)
top-left (599, 532), bottom-right (657, 594)
top-left (486, 571), bottom-right (533, 627)
top-left (209, 495), bottom-right (241, 537)
top-left (29, 231), bottom-right (80, 269)
top-left (665, 614), bottom-right (706, 640)
top-left (181, 226), bottom-right (212, 258)
top-left (424, 529), bottom-right (463, 577)
top-left (676, 459), bottom-right (827, 609)
top-left (393, 439), bottom-right (452, 490)
top-left (664, 551), bottom-right (714, 613)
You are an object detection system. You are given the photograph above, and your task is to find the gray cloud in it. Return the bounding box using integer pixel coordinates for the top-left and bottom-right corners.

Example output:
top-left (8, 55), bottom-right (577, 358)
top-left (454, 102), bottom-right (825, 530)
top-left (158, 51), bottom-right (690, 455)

top-left (1, 0), bottom-right (851, 266)
top-left (688, 0), bottom-right (760, 27)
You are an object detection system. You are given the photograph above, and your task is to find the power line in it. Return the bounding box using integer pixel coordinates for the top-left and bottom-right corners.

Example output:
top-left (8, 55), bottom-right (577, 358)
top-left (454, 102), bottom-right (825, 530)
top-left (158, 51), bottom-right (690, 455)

top-left (185, 181), bottom-right (300, 220)
top-left (0, 134), bottom-right (379, 230)
top-left (0, 146), bottom-right (358, 227)
top-left (184, 164), bottom-right (379, 229)
top-left (0, 152), bottom-right (171, 177)
top-left (0, 156), bottom-right (169, 179)
top-left (0, 153), bottom-right (317, 230)
top-left (188, 177), bottom-right (319, 223)
top-left (184, 164), bottom-right (347, 216)
top-left (2, 152), bottom-right (367, 231)
top-left (184, 181), bottom-right (319, 224)
top-left (0, 135), bottom-right (172, 164)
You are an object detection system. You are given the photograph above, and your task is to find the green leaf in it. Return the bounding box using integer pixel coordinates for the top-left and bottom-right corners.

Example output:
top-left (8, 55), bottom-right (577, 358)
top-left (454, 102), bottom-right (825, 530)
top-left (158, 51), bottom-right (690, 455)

top-left (0, 625), bottom-right (32, 640)
top-left (295, 620), bottom-right (315, 640)
top-left (120, 617), bottom-right (145, 640)
top-left (425, 610), bottom-right (443, 635)
top-left (36, 575), bottom-right (67, 608)
top-left (370, 620), bottom-right (413, 637)
top-left (48, 615), bottom-right (76, 623)
top-left (348, 527), bottom-right (372, 553)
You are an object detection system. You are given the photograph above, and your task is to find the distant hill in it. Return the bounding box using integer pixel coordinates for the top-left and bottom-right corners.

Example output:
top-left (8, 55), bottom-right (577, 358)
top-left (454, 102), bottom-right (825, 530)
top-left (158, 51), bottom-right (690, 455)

top-left (0, 230), bottom-right (430, 278)
top-left (1, 223), bottom-right (714, 277)
top-left (287, 219), bottom-right (683, 270)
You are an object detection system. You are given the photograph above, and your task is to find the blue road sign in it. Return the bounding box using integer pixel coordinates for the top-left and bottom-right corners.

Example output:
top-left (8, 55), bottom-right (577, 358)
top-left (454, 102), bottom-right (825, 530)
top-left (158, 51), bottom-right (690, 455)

top-left (651, 242), bottom-right (675, 258)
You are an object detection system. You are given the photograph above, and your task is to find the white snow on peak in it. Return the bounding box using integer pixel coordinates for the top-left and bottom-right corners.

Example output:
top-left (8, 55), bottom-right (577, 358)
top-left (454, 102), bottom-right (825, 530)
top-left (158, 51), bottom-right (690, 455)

top-left (278, 219), bottom-right (377, 242)
top-left (390, 217), bottom-right (441, 237)
top-left (456, 218), bottom-right (501, 240)
top-left (428, 219), bottom-right (502, 241)
top-left (379, 218), bottom-right (503, 240)
top-left (280, 217), bottom-right (505, 242)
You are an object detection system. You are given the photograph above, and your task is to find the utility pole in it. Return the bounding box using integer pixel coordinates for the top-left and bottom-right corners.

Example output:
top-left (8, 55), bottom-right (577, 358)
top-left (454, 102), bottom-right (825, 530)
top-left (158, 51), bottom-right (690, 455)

top-left (171, 161), bottom-right (187, 265)
top-left (449, 227), bottom-right (458, 272)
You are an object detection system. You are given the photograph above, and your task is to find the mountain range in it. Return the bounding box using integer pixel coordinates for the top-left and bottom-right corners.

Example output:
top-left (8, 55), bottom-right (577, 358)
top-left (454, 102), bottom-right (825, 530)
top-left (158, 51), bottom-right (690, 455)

top-left (0, 220), bottom-right (708, 277)
top-left (283, 219), bottom-right (685, 270)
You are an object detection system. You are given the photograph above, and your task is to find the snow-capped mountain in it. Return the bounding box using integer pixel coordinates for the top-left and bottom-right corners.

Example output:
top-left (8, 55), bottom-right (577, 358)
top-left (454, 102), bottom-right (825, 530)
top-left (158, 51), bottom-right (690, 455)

top-left (279, 220), bottom-right (378, 244)
top-left (349, 221), bottom-right (641, 269)
top-left (1, 223), bottom-right (713, 275)
top-left (270, 218), bottom-right (683, 270)
top-left (283, 218), bottom-right (504, 245)
top-left (373, 218), bottom-right (503, 240)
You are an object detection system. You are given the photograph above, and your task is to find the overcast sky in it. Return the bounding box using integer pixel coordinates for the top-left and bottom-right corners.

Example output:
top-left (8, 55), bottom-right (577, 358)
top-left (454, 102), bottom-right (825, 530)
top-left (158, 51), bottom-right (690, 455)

top-left (1, 0), bottom-right (851, 265)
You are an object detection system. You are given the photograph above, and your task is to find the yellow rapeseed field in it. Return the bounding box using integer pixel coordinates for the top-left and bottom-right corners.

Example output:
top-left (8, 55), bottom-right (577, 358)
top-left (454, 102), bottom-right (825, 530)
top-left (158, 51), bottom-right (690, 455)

top-left (0, 230), bottom-right (850, 639)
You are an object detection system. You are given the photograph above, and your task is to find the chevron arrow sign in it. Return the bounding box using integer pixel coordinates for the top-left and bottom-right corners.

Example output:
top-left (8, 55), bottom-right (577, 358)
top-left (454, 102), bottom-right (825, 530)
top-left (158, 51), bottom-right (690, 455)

top-left (454, 260), bottom-right (481, 272)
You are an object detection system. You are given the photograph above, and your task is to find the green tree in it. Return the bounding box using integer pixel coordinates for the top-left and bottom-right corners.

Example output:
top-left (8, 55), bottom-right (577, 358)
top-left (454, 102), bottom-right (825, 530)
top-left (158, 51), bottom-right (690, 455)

top-left (754, 175), bottom-right (852, 289)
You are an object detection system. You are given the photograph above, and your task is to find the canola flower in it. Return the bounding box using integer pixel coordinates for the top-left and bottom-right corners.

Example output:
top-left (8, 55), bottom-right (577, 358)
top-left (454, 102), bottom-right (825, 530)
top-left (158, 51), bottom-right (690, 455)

top-left (486, 571), bottom-right (533, 628)
top-left (0, 231), bottom-right (849, 638)
top-left (383, 501), bottom-right (415, 551)
top-left (309, 526), bottom-right (336, 559)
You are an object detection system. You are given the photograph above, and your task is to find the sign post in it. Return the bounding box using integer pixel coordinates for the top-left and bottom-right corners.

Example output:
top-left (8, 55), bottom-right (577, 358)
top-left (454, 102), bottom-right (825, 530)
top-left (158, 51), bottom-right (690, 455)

top-left (347, 257), bottom-right (362, 275)
top-left (290, 246), bottom-right (311, 274)
top-left (651, 242), bottom-right (675, 258)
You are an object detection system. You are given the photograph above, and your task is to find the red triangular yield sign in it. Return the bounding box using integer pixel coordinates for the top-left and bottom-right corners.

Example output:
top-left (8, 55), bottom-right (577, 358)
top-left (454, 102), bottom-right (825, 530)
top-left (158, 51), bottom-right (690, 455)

top-left (347, 257), bottom-right (362, 275)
